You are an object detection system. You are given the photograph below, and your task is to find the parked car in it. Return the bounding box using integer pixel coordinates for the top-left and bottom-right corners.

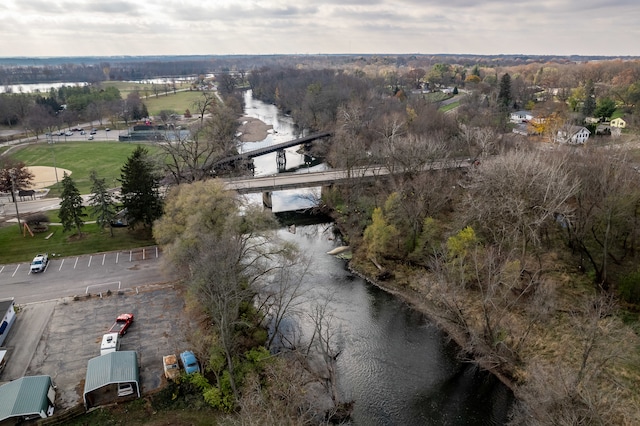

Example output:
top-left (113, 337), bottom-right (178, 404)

top-left (90, 129), bottom-right (97, 134)
top-left (80, 130), bottom-right (86, 135)
top-left (108, 313), bottom-right (134, 336)
top-left (163, 354), bottom-right (181, 380)
top-left (87, 135), bottom-right (94, 140)
top-left (30, 253), bottom-right (49, 273)
top-left (180, 350), bottom-right (200, 374)
top-left (105, 127), bottom-right (111, 131)
top-left (64, 131), bottom-right (73, 136)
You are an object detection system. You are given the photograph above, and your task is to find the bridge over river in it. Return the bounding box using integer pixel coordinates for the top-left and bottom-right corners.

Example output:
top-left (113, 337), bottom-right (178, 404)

top-left (224, 158), bottom-right (472, 195)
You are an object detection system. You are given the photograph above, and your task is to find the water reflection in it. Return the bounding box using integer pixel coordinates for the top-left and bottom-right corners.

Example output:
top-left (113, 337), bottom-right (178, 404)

top-left (275, 224), bottom-right (513, 425)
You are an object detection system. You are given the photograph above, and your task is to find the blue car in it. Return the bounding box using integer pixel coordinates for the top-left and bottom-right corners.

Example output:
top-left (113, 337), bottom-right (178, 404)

top-left (180, 350), bottom-right (200, 374)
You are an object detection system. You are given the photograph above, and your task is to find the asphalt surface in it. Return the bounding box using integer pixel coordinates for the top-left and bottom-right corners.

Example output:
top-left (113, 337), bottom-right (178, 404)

top-left (0, 249), bottom-right (193, 410)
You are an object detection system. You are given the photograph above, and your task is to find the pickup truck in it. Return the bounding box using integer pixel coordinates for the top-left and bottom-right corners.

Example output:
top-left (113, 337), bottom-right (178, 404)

top-left (108, 313), bottom-right (134, 336)
top-left (163, 354), bottom-right (181, 380)
top-left (30, 253), bottom-right (49, 273)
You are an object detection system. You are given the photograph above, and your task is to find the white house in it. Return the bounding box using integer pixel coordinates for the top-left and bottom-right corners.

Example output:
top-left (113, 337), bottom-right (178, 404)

top-left (610, 117), bottom-right (626, 128)
top-left (555, 125), bottom-right (591, 144)
top-left (510, 110), bottom-right (533, 123)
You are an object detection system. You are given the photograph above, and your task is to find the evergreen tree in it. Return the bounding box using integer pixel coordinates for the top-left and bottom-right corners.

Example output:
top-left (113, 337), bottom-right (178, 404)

top-left (119, 146), bottom-right (163, 229)
top-left (582, 80), bottom-right (597, 117)
top-left (59, 172), bottom-right (85, 234)
top-left (498, 73), bottom-right (512, 108)
top-left (88, 170), bottom-right (117, 237)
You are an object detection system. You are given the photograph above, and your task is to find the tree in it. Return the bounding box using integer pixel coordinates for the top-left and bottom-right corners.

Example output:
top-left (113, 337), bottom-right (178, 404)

top-left (582, 80), bottom-right (596, 117)
top-left (59, 172), bottom-right (85, 234)
top-left (465, 150), bottom-right (578, 258)
top-left (119, 146), bottom-right (163, 229)
top-left (594, 97), bottom-right (617, 121)
top-left (497, 73), bottom-right (512, 108)
top-left (0, 161), bottom-right (34, 203)
top-left (154, 180), bottom-right (296, 409)
top-left (88, 170), bottom-right (117, 237)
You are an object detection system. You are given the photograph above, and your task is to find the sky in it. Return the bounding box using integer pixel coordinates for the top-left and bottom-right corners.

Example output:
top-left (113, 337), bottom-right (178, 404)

top-left (1, 0), bottom-right (639, 57)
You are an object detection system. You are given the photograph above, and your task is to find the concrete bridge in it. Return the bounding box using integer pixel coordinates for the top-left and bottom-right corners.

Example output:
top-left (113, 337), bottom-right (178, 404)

top-left (224, 158), bottom-right (472, 208)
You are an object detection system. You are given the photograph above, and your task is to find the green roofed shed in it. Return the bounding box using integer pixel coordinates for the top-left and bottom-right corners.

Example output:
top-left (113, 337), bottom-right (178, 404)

top-left (83, 350), bottom-right (140, 407)
top-left (0, 375), bottom-right (55, 422)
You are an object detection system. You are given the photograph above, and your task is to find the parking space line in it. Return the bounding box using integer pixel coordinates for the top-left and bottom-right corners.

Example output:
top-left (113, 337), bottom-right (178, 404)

top-left (0, 266), bottom-right (4, 274)
top-left (129, 251), bottom-right (132, 262)
top-left (73, 257), bottom-right (79, 269)
top-left (59, 259), bottom-right (65, 271)
top-left (156, 246), bottom-right (159, 258)
top-left (102, 254), bottom-right (106, 265)
top-left (143, 248), bottom-right (146, 260)
top-left (116, 252), bottom-right (119, 264)
top-left (88, 256), bottom-right (92, 267)
top-left (12, 264), bottom-right (20, 277)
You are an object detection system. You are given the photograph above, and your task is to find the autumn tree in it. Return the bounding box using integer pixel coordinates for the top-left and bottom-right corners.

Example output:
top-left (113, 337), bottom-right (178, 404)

top-left (154, 180), bottom-right (308, 409)
top-left (119, 146), bottom-right (163, 228)
top-left (88, 170), bottom-right (117, 237)
top-left (564, 151), bottom-right (640, 287)
top-left (0, 160), bottom-right (34, 203)
top-left (464, 150), bottom-right (578, 259)
top-left (59, 172), bottom-right (85, 235)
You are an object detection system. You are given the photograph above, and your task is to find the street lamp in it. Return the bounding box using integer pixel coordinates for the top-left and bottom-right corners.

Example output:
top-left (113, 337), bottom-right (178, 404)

top-left (9, 169), bottom-right (21, 233)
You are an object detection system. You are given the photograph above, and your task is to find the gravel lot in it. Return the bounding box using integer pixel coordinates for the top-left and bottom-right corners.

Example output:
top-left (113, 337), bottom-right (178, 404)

top-left (2, 284), bottom-right (193, 410)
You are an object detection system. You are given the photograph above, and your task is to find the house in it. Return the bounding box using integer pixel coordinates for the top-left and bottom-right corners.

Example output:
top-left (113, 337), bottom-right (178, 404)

top-left (510, 110), bottom-right (533, 123)
top-left (555, 125), bottom-right (591, 144)
top-left (610, 117), bottom-right (626, 128)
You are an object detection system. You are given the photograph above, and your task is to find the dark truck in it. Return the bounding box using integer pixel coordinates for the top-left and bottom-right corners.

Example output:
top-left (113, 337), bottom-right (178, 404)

top-left (108, 313), bottom-right (134, 336)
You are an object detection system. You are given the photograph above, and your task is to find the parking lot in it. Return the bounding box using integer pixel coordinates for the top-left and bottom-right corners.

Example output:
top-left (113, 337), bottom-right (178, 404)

top-left (0, 247), bottom-right (173, 305)
top-left (1, 284), bottom-right (194, 409)
top-left (0, 247), bottom-right (192, 410)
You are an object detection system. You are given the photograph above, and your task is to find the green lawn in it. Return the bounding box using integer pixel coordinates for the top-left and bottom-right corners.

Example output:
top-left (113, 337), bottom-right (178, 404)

top-left (439, 101), bottom-right (460, 112)
top-left (0, 219), bottom-right (154, 264)
top-left (8, 141), bottom-right (163, 194)
top-left (143, 90), bottom-right (205, 116)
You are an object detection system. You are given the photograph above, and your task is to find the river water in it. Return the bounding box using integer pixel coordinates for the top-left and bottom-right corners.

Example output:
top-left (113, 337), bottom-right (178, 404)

top-left (276, 224), bottom-right (513, 425)
top-left (244, 93), bottom-right (513, 424)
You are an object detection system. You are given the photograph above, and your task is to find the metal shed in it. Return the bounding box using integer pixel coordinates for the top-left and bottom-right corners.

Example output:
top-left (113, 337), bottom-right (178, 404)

top-left (83, 350), bottom-right (140, 408)
top-left (0, 375), bottom-right (55, 422)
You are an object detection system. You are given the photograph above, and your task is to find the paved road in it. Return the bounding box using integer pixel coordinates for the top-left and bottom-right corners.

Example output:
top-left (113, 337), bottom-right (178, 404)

top-left (0, 246), bottom-right (174, 304)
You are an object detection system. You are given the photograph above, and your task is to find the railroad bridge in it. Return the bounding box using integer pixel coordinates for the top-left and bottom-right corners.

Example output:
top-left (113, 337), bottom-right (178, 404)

top-left (214, 131), bottom-right (332, 173)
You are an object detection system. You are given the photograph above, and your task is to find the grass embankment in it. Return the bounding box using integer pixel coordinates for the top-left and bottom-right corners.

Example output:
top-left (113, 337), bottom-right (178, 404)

top-left (10, 141), bottom-right (162, 194)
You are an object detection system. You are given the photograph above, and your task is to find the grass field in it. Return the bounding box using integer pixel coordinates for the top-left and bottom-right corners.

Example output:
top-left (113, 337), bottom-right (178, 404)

top-left (0, 219), bottom-right (154, 264)
top-left (8, 141), bottom-right (163, 194)
top-left (142, 90), bottom-right (205, 116)
top-left (101, 80), bottom-right (205, 116)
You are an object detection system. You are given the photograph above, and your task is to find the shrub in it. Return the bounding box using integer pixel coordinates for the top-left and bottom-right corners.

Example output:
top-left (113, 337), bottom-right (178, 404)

top-left (618, 271), bottom-right (640, 304)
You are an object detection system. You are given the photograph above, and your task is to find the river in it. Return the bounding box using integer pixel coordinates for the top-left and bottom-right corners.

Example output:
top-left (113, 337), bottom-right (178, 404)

top-left (244, 93), bottom-right (513, 424)
top-left (276, 224), bottom-right (513, 425)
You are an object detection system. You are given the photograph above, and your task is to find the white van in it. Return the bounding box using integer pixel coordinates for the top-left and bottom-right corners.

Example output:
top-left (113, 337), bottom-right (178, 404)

top-left (100, 333), bottom-right (120, 355)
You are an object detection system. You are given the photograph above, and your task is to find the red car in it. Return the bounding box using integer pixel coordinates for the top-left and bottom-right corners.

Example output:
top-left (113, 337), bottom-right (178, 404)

top-left (108, 313), bottom-right (134, 336)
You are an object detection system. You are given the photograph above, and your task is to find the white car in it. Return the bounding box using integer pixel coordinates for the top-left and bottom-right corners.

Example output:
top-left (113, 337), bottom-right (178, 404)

top-left (30, 253), bottom-right (49, 273)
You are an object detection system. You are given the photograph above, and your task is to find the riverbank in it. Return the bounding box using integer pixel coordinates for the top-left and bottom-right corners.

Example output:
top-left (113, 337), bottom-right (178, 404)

top-left (336, 224), bottom-right (640, 424)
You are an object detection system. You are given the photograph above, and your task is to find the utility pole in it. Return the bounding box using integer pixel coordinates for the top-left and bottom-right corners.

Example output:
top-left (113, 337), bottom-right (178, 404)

top-left (10, 169), bottom-right (21, 233)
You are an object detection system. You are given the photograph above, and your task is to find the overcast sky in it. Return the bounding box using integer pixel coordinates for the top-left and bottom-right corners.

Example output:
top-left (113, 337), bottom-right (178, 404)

top-left (1, 0), bottom-right (638, 57)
